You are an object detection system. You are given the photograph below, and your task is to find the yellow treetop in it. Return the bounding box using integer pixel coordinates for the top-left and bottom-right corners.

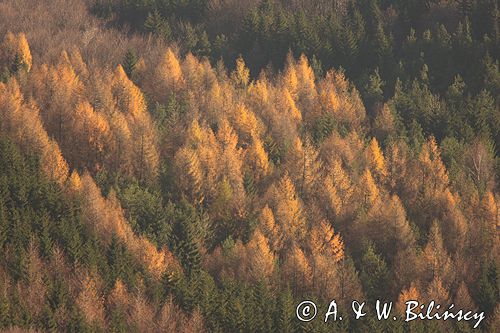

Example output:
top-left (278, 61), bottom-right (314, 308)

top-left (233, 103), bottom-right (259, 140)
top-left (182, 52), bottom-right (203, 89)
top-left (283, 56), bottom-right (298, 96)
top-left (283, 88), bottom-right (302, 122)
top-left (217, 118), bottom-right (239, 150)
top-left (296, 54), bottom-right (317, 99)
top-left (76, 272), bottom-right (105, 327)
top-left (365, 137), bottom-right (387, 179)
top-left (281, 244), bottom-right (312, 292)
top-left (249, 78), bottom-right (270, 105)
top-left (186, 118), bottom-right (203, 148)
top-left (174, 147), bottom-right (204, 204)
top-left (259, 205), bottom-right (281, 251)
top-left (1, 32), bottom-right (32, 71)
top-left (329, 90), bottom-right (341, 112)
top-left (323, 175), bottom-right (342, 217)
top-left (454, 281), bottom-right (475, 311)
top-left (359, 169), bottom-right (379, 206)
top-left (161, 48), bottom-right (183, 89)
top-left (112, 65), bottom-right (148, 119)
top-left (480, 191), bottom-right (497, 222)
top-left (68, 48), bottom-right (88, 79)
top-left (309, 220), bottom-right (344, 262)
top-left (246, 230), bottom-right (275, 283)
top-left (426, 276), bottom-right (450, 305)
top-left (107, 279), bottom-right (130, 310)
top-left (67, 170), bottom-right (82, 193)
top-left (330, 159), bottom-right (353, 202)
top-left (247, 135), bottom-right (270, 180)
top-left (422, 221), bottom-right (454, 286)
top-left (396, 283), bottom-right (420, 314)
top-left (419, 136), bottom-right (449, 195)
top-left (231, 55), bottom-right (250, 88)
top-left (272, 172), bottom-right (306, 245)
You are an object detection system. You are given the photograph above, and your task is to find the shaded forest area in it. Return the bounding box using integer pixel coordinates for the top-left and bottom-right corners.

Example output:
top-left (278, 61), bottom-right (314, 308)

top-left (0, 0), bottom-right (499, 332)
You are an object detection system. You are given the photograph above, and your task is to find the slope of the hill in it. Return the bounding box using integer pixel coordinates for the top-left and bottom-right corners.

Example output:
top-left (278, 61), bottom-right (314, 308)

top-left (0, 1), bottom-right (498, 332)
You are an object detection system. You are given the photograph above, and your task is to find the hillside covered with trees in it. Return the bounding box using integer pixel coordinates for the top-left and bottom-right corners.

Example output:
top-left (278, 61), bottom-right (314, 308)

top-left (0, 0), bottom-right (498, 332)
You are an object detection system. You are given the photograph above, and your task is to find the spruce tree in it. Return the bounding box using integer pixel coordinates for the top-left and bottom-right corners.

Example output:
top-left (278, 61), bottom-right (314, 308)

top-left (122, 49), bottom-right (137, 79)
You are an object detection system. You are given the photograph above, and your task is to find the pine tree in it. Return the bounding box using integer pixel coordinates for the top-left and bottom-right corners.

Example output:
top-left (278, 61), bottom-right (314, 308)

top-left (283, 55), bottom-right (299, 96)
top-left (122, 49), bottom-right (138, 79)
top-left (477, 260), bottom-right (499, 316)
top-left (172, 212), bottom-right (202, 276)
top-left (360, 245), bottom-right (389, 302)
top-left (276, 288), bottom-right (296, 333)
top-left (363, 68), bottom-right (385, 114)
top-left (144, 10), bottom-right (172, 40)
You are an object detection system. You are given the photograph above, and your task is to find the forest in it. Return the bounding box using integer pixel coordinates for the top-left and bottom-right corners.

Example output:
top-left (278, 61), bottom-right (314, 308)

top-left (0, 0), bottom-right (498, 332)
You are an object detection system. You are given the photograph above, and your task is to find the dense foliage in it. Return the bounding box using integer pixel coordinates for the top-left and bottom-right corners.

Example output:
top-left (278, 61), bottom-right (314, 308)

top-left (93, 0), bottom-right (500, 151)
top-left (0, 0), bottom-right (498, 332)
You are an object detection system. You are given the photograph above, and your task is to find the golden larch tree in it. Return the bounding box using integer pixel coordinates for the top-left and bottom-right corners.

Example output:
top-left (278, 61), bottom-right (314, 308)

top-left (112, 65), bottom-right (159, 181)
top-left (426, 276), bottom-right (450, 306)
top-left (358, 168), bottom-right (380, 207)
top-left (296, 138), bottom-right (322, 199)
top-left (173, 147), bottom-right (204, 204)
top-left (365, 137), bottom-right (387, 180)
top-left (231, 56), bottom-right (250, 88)
top-left (281, 244), bottom-right (312, 293)
top-left (295, 54), bottom-right (317, 116)
top-left (421, 221), bottom-right (455, 287)
top-left (155, 48), bottom-right (184, 100)
top-left (418, 136), bottom-right (449, 197)
top-left (396, 283), bottom-right (421, 315)
top-left (308, 220), bottom-right (344, 261)
top-left (216, 119), bottom-right (245, 211)
top-left (1, 32), bottom-right (32, 72)
top-left (76, 272), bottom-right (105, 328)
top-left (232, 104), bottom-right (259, 143)
top-left (258, 205), bottom-right (282, 252)
top-left (246, 230), bottom-right (276, 283)
top-left (128, 293), bottom-right (156, 332)
top-left (0, 79), bottom-right (69, 184)
top-left (271, 172), bottom-right (307, 246)
top-left (454, 281), bottom-right (476, 311)
top-left (245, 134), bottom-right (271, 181)
top-left (282, 54), bottom-right (298, 96)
